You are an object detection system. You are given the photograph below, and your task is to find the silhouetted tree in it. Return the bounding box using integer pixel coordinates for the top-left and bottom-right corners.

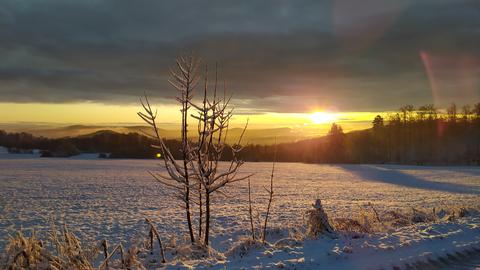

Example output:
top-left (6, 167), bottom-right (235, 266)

top-left (371, 115), bottom-right (386, 162)
top-left (447, 103), bottom-right (457, 123)
top-left (325, 123), bottom-right (346, 163)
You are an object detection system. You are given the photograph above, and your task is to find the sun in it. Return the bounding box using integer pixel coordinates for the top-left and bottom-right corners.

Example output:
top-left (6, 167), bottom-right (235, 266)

top-left (310, 111), bottom-right (336, 124)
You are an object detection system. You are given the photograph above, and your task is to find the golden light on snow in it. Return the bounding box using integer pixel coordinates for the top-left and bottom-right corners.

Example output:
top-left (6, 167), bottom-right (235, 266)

top-left (309, 111), bottom-right (337, 124)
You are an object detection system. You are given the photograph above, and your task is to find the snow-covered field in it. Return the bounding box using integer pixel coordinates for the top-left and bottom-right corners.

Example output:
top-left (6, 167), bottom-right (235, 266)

top-left (1, 157), bottom-right (479, 269)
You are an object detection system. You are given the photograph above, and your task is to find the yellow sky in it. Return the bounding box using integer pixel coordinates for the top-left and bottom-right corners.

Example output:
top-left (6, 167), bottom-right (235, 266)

top-left (1, 102), bottom-right (176, 124)
top-left (0, 102), bottom-right (382, 135)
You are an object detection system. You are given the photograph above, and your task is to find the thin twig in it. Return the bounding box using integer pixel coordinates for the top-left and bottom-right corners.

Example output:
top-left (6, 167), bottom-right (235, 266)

top-left (145, 218), bottom-right (166, 263)
top-left (248, 177), bottom-right (256, 240)
top-left (262, 139), bottom-right (277, 243)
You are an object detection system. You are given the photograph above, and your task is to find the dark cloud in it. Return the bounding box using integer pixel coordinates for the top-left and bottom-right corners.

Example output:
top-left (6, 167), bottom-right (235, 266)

top-left (0, 0), bottom-right (479, 112)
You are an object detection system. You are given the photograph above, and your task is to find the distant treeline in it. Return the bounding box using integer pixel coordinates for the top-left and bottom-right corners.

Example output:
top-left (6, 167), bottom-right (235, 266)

top-left (0, 130), bottom-right (161, 158)
top-left (240, 103), bottom-right (480, 165)
top-left (1, 102), bottom-right (480, 165)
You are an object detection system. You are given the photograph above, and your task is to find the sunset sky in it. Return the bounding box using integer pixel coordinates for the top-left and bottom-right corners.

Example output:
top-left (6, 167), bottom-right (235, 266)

top-left (1, 0), bottom-right (479, 133)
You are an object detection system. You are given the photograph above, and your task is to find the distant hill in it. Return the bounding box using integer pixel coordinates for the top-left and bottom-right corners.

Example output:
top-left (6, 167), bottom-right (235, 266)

top-left (0, 124), bottom-right (310, 145)
top-left (1, 113), bottom-right (480, 164)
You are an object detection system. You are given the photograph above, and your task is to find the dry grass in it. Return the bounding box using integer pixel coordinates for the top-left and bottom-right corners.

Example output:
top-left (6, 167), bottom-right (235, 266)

top-left (0, 223), bottom-right (149, 270)
top-left (1, 203), bottom-right (476, 268)
top-left (1, 224), bottom-right (98, 270)
top-left (331, 204), bottom-right (477, 236)
top-left (2, 231), bottom-right (46, 269)
top-left (225, 237), bottom-right (264, 259)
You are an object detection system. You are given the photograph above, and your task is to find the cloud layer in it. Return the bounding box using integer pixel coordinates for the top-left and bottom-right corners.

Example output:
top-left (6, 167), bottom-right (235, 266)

top-left (1, 0), bottom-right (479, 112)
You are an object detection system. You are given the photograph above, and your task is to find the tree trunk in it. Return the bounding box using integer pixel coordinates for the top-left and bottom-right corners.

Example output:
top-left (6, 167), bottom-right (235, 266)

top-left (185, 187), bottom-right (195, 243)
top-left (198, 181), bottom-right (203, 239)
top-left (248, 178), bottom-right (256, 240)
top-left (182, 91), bottom-right (195, 244)
top-left (204, 192), bottom-right (210, 245)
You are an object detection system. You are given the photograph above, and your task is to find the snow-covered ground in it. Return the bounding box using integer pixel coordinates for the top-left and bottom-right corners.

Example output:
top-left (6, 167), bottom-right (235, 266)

top-left (0, 146), bottom-right (42, 159)
top-left (217, 215), bottom-right (480, 270)
top-left (0, 158), bottom-right (479, 269)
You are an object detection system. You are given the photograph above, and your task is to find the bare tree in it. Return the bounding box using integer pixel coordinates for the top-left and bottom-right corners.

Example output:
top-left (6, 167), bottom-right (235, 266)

top-left (399, 105), bottom-right (415, 125)
top-left (189, 63), bottom-right (250, 245)
top-left (462, 105), bottom-right (472, 123)
top-left (138, 54), bottom-right (200, 244)
top-left (447, 103), bottom-right (457, 123)
top-left (474, 103), bottom-right (480, 119)
top-left (139, 54), bottom-right (250, 246)
top-left (424, 104), bottom-right (438, 121)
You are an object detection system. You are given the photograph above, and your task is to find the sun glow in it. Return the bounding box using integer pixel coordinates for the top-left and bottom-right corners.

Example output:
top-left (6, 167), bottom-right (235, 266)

top-left (310, 111), bottom-right (337, 124)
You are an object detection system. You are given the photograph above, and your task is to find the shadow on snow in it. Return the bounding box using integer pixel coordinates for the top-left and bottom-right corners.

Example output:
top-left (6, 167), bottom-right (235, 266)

top-left (336, 164), bottom-right (480, 195)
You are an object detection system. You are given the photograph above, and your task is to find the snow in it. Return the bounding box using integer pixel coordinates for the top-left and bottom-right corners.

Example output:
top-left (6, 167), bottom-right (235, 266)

top-left (68, 153), bottom-right (102, 160)
top-left (0, 158), bottom-right (479, 269)
top-left (147, 216), bottom-right (480, 269)
top-left (299, 216), bottom-right (480, 270)
top-left (0, 147), bottom-right (41, 159)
